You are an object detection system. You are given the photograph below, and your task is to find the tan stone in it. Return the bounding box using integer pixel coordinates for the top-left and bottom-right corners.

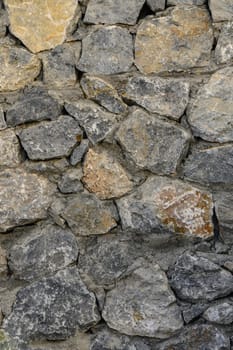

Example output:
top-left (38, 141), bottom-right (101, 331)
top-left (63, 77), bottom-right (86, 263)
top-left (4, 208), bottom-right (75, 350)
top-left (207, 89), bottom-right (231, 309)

top-left (5, 0), bottom-right (80, 53)
top-left (0, 246), bottom-right (7, 278)
top-left (0, 129), bottom-right (22, 166)
top-left (135, 6), bottom-right (213, 74)
top-left (82, 147), bottom-right (133, 199)
top-left (0, 45), bottom-right (41, 92)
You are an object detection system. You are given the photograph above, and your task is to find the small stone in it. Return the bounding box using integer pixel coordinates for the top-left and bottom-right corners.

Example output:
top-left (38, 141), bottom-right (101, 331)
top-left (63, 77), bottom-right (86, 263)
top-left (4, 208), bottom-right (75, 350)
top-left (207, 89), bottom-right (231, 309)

top-left (70, 139), bottom-right (89, 166)
top-left (6, 88), bottom-right (61, 126)
top-left (84, 0), bottom-right (144, 25)
top-left (116, 108), bottom-right (190, 175)
top-left (147, 0), bottom-right (165, 11)
top-left (168, 252), bottom-right (233, 302)
top-left (58, 167), bottom-right (83, 194)
top-left (0, 107), bottom-right (6, 130)
top-left (203, 302), bottom-right (233, 325)
top-left (116, 175), bottom-right (214, 238)
top-left (5, 0), bottom-right (81, 53)
top-left (81, 75), bottom-right (127, 114)
top-left (209, 0), bottom-right (233, 22)
top-left (18, 115), bottom-right (83, 160)
top-left (0, 45), bottom-right (41, 92)
top-left (0, 129), bottom-right (21, 167)
top-left (187, 68), bottom-right (233, 143)
top-left (135, 6), bottom-right (213, 74)
top-left (77, 26), bottom-right (134, 75)
top-left (182, 303), bottom-right (209, 324)
top-left (125, 76), bottom-right (190, 119)
top-left (215, 22), bottom-right (233, 64)
top-left (102, 262), bottom-right (183, 338)
top-left (0, 246), bottom-right (7, 278)
top-left (167, 0), bottom-right (205, 4)
top-left (65, 100), bottom-right (118, 145)
top-left (3, 268), bottom-right (100, 342)
top-left (82, 147), bottom-right (133, 199)
top-left (0, 168), bottom-right (55, 232)
top-left (8, 224), bottom-right (79, 281)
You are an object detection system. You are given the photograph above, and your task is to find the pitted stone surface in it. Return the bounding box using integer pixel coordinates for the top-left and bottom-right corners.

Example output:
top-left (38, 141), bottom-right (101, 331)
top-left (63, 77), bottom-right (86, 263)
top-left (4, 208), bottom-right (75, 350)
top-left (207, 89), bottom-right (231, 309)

top-left (215, 22), bottom-right (233, 64)
top-left (0, 129), bottom-right (21, 166)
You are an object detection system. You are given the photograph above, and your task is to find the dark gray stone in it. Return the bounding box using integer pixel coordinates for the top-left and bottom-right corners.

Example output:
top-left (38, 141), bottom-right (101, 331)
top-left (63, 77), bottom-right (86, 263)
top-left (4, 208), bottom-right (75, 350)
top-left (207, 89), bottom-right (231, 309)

top-left (70, 139), bottom-right (89, 166)
top-left (146, 0), bottom-right (165, 11)
top-left (182, 303), bottom-right (209, 324)
top-left (203, 302), bottom-right (233, 325)
top-left (18, 115), bottom-right (83, 160)
top-left (215, 22), bottom-right (233, 64)
top-left (77, 27), bottom-right (134, 75)
top-left (168, 252), bottom-right (233, 302)
top-left (58, 168), bottom-right (83, 194)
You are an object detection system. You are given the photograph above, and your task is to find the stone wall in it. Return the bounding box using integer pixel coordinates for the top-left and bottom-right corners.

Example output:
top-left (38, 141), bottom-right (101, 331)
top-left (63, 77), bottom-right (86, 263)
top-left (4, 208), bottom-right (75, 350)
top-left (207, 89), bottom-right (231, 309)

top-left (0, 0), bottom-right (233, 349)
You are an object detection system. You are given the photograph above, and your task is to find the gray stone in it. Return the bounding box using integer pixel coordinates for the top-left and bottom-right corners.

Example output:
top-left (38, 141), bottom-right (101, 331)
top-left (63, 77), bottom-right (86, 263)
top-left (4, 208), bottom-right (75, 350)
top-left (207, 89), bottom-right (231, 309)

top-left (187, 68), bottom-right (233, 143)
top-left (77, 26), bottom-right (134, 75)
top-left (18, 115), bottom-right (83, 160)
top-left (65, 100), bottom-right (118, 145)
top-left (183, 145), bottom-right (233, 184)
top-left (0, 168), bottom-right (55, 232)
top-left (215, 22), bottom-right (233, 64)
top-left (213, 191), bottom-right (233, 243)
top-left (0, 9), bottom-right (8, 37)
top-left (3, 268), bottom-right (100, 342)
top-left (116, 108), bottom-right (190, 175)
top-left (155, 324), bottom-right (230, 350)
top-left (146, 0), bottom-right (165, 11)
top-left (6, 88), bottom-right (61, 126)
top-left (125, 76), bottom-right (190, 120)
top-left (182, 303), bottom-right (209, 324)
top-left (8, 224), bottom-right (79, 281)
top-left (0, 107), bottom-right (6, 130)
top-left (209, 0), bottom-right (233, 22)
top-left (102, 262), bottom-right (183, 338)
top-left (84, 0), bottom-right (144, 24)
top-left (70, 139), bottom-right (89, 166)
top-left (168, 252), bottom-right (233, 302)
top-left (167, 0), bottom-right (205, 4)
top-left (0, 129), bottom-right (22, 166)
top-left (58, 167), bottom-right (83, 194)
top-left (0, 330), bottom-right (17, 350)
top-left (203, 302), bottom-right (233, 325)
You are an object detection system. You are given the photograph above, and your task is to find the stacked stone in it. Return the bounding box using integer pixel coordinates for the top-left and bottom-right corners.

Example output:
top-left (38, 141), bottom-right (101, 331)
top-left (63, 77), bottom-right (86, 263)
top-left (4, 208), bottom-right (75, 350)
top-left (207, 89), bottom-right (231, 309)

top-left (0, 0), bottom-right (232, 349)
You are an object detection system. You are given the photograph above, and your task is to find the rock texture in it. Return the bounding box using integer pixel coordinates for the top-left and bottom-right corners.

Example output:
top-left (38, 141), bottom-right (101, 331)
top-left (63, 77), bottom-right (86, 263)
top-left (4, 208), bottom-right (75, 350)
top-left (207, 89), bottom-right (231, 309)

top-left (203, 302), bottom-right (233, 324)
top-left (0, 129), bottom-right (21, 166)
top-left (215, 22), bottom-right (233, 64)
top-left (209, 0), bottom-right (233, 22)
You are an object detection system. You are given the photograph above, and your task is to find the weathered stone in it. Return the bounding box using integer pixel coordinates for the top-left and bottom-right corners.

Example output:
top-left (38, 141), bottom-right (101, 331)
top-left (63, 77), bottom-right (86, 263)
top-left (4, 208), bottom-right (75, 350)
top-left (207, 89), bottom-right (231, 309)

top-left (147, 0), bottom-right (165, 11)
top-left (183, 145), bottom-right (233, 184)
top-left (0, 129), bottom-right (21, 167)
top-left (65, 100), bottom-right (118, 145)
top-left (168, 252), bottom-right (233, 302)
top-left (81, 75), bottom-right (127, 114)
top-left (203, 302), bottom-right (233, 325)
top-left (188, 68), bottom-right (233, 143)
top-left (18, 116), bottom-right (82, 160)
top-left (0, 330), bottom-right (17, 350)
top-left (0, 9), bottom-right (8, 37)
top-left (182, 303), bottom-right (209, 324)
top-left (82, 147), bottom-right (133, 199)
top-left (102, 262), bottom-right (183, 338)
top-left (77, 26), bottom-right (134, 75)
top-left (58, 168), bottom-right (83, 194)
top-left (0, 246), bottom-right (7, 278)
top-left (3, 268), bottom-right (100, 342)
top-left (70, 139), bottom-right (89, 166)
top-left (6, 88), bottom-right (61, 126)
top-left (41, 42), bottom-right (81, 87)
top-left (213, 191), bottom-right (233, 242)
top-left (209, 0), bottom-right (233, 22)
top-left (168, 0), bottom-right (205, 4)
top-left (135, 6), bottom-right (213, 74)
top-left (116, 108), bottom-right (190, 175)
top-left (116, 176), bottom-right (214, 238)
top-left (8, 224), bottom-right (79, 281)
top-left (215, 22), bottom-right (233, 64)
top-left (0, 168), bottom-right (55, 232)
top-left (155, 324), bottom-right (230, 350)
top-left (5, 0), bottom-right (81, 53)
top-left (84, 0), bottom-right (144, 25)
top-left (125, 76), bottom-right (189, 119)
top-left (0, 107), bottom-right (6, 130)
top-left (0, 46), bottom-right (41, 92)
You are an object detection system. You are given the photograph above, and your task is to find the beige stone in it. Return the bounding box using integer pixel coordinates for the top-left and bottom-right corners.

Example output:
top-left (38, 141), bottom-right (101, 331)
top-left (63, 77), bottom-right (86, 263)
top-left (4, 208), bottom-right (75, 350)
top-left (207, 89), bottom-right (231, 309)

top-left (5, 0), bottom-right (80, 53)
top-left (0, 246), bottom-right (7, 278)
top-left (0, 129), bottom-right (22, 166)
top-left (135, 6), bottom-right (213, 74)
top-left (82, 147), bottom-right (133, 199)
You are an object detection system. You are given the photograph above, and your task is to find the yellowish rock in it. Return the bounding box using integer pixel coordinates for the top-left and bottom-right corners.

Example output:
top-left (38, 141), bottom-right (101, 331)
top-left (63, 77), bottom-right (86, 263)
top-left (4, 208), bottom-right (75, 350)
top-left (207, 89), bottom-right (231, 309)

top-left (5, 0), bottom-right (80, 53)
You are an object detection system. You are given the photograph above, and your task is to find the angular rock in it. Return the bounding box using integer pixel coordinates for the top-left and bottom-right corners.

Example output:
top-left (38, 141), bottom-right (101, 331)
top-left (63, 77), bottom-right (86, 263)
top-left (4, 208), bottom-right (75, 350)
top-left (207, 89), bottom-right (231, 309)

top-left (5, 0), bottom-right (80, 53)
top-left (168, 252), bottom-right (233, 302)
top-left (6, 88), bottom-right (61, 126)
top-left (213, 191), bottom-right (233, 242)
top-left (0, 168), bottom-right (55, 232)
top-left (135, 6), bottom-right (213, 74)
top-left (82, 147), bottom-right (133, 199)
top-left (58, 168), bottom-right (83, 194)
top-left (167, 0), bottom-right (205, 4)
top-left (0, 129), bottom-right (22, 166)
top-left (188, 68), bottom-right (233, 143)
top-left (3, 268), bottom-right (100, 342)
top-left (209, 0), bottom-right (233, 22)
top-left (77, 26), bottom-right (134, 75)
top-left (18, 115), bottom-right (83, 160)
top-left (116, 108), bottom-right (190, 175)
top-left (182, 303), bottom-right (209, 324)
top-left (65, 100), bottom-right (118, 145)
top-left (125, 76), bottom-right (189, 119)
top-left (116, 175), bottom-right (214, 238)
top-left (70, 139), bottom-right (89, 166)
top-left (215, 22), bottom-right (233, 64)
top-left (81, 75), bottom-right (127, 114)
top-left (102, 262), bottom-right (183, 338)
top-left (0, 246), bottom-right (7, 279)
top-left (147, 0), bottom-right (165, 11)
top-left (8, 224), bottom-right (79, 281)
top-left (183, 145), bottom-right (233, 184)
top-left (84, 0), bottom-right (144, 25)
top-left (203, 302), bottom-right (233, 325)
top-left (0, 45), bottom-right (41, 91)
top-left (0, 107), bottom-right (6, 130)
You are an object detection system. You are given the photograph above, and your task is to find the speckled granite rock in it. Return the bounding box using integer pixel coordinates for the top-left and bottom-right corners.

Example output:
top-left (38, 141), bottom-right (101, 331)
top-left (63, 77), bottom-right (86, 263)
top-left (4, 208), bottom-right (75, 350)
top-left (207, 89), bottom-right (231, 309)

top-left (203, 302), bottom-right (233, 324)
top-left (0, 129), bottom-right (22, 166)
top-left (215, 22), bottom-right (233, 64)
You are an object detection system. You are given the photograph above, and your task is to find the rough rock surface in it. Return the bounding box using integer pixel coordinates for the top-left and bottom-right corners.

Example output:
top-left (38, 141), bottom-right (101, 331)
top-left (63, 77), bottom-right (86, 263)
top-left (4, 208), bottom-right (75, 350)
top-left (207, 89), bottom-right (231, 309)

top-left (117, 175), bottom-right (214, 238)
top-left (213, 191), bottom-right (233, 242)
top-left (102, 262), bottom-right (183, 338)
top-left (0, 129), bottom-right (21, 166)
top-left (0, 107), bottom-right (6, 130)
top-left (5, 0), bottom-right (80, 53)
top-left (203, 302), bottom-right (233, 324)
top-left (70, 139), bottom-right (89, 166)
top-left (147, 0), bottom-right (165, 11)
top-left (0, 330), bottom-right (17, 350)
top-left (77, 26), bottom-right (134, 75)
top-left (58, 168), bottom-right (83, 194)
top-left (116, 108), bottom-right (190, 174)
top-left (215, 22), bottom-right (233, 64)
top-left (167, 0), bottom-right (205, 4)
top-left (209, 0), bottom-right (233, 22)
top-left (135, 6), bottom-right (213, 74)
top-left (18, 116), bottom-right (83, 160)
top-left (0, 246), bottom-right (7, 278)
